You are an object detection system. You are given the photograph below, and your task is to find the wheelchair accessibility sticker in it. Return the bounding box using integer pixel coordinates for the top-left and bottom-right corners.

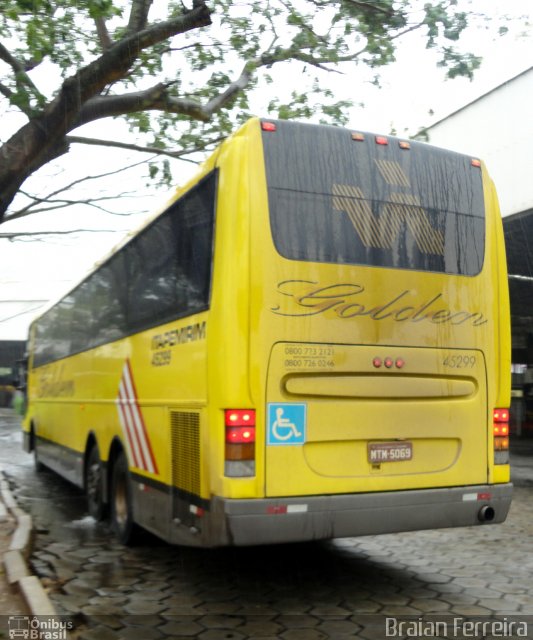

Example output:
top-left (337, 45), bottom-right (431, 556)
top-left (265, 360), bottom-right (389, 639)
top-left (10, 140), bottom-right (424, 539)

top-left (267, 403), bottom-right (307, 445)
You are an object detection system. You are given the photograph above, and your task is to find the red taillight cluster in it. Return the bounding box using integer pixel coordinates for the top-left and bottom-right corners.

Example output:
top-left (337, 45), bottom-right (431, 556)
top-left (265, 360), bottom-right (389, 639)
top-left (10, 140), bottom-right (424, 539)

top-left (225, 410), bottom-right (256, 477)
top-left (493, 408), bottom-right (510, 464)
top-left (226, 425), bottom-right (255, 443)
top-left (493, 409), bottom-right (509, 424)
top-left (225, 409), bottom-right (255, 426)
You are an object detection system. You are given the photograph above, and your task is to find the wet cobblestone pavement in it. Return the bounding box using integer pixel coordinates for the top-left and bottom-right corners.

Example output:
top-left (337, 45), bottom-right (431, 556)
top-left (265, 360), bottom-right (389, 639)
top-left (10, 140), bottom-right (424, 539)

top-left (2, 410), bottom-right (533, 639)
top-left (24, 490), bottom-right (533, 639)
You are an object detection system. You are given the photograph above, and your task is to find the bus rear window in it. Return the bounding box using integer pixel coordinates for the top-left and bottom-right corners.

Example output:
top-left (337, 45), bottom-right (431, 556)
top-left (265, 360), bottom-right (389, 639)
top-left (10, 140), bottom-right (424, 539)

top-left (262, 120), bottom-right (485, 276)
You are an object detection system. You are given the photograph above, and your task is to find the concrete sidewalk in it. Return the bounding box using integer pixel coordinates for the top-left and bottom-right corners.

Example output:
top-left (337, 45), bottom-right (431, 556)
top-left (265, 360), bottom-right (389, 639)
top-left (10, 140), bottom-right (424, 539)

top-left (0, 466), bottom-right (57, 616)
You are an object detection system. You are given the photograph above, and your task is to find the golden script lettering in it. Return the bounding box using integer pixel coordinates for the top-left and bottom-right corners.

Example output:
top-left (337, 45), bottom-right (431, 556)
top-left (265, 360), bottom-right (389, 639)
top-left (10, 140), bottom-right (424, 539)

top-left (271, 281), bottom-right (488, 327)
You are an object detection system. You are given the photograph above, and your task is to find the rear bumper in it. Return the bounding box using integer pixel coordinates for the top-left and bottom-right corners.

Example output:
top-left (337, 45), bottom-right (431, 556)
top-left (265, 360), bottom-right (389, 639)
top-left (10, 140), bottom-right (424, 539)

top-left (212, 483), bottom-right (513, 546)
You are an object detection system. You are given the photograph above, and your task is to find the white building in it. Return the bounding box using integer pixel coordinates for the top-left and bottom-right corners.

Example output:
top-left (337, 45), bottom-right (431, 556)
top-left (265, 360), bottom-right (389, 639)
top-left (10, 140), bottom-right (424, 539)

top-left (423, 66), bottom-right (533, 368)
top-left (423, 65), bottom-right (533, 218)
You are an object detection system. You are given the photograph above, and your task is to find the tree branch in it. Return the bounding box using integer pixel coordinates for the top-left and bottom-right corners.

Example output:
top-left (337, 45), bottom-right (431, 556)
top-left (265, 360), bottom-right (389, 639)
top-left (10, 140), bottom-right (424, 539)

top-left (66, 135), bottom-right (206, 161)
top-left (0, 82), bottom-right (14, 100)
top-left (72, 41), bottom-right (346, 131)
top-left (5, 157), bottom-right (154, 222)
top-left (126, 0), bottom-right (154, 35)
top-left (95, 17), bottom-right (113, 50)
top-left (0, 42), bottom-right (45, 106)
top-left (0, 2), bottom-right (212, 221)
top-left (342, 0), bottom-right (396, 18)
top-left (64, 3), bottom-right (212, 107)
top-left (0, 42), bottom-right (27, 75)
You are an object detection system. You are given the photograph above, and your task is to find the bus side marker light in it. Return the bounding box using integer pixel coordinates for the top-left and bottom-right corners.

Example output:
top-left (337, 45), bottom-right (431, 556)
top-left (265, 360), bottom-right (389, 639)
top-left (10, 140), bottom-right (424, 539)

top-left (261, 122), bottom-right (277, 132)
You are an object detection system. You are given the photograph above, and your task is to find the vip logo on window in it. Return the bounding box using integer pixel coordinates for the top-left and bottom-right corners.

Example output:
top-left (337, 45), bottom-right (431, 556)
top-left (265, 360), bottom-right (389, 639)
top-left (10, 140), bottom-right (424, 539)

top-left (332, 161), bottom-right (445, 256)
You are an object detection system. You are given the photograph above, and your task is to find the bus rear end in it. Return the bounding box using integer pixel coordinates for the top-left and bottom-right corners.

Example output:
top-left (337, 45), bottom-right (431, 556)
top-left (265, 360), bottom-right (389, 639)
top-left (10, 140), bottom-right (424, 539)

top-left (217, 119), bottom-right (511, 545)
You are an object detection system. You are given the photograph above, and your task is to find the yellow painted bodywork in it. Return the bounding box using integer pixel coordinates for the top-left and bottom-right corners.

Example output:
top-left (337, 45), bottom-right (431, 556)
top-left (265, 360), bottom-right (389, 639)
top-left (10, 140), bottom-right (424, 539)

top-left (23, 118), bottom-right (511, 507)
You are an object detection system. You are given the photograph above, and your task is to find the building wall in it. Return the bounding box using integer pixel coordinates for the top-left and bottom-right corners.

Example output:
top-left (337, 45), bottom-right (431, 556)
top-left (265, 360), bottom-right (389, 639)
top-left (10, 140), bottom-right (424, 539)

top-left (424, 66), bottom-right (533, 218)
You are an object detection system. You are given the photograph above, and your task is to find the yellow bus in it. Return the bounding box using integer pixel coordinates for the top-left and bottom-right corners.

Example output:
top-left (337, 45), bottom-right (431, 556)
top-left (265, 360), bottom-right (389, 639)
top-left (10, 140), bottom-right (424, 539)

top-left (23, 118), bottom-right (512, 547)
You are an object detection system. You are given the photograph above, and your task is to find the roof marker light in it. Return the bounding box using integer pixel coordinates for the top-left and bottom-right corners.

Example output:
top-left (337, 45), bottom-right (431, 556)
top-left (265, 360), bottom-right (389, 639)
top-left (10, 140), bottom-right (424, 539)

top-left (471, 158), bottom-right (481, 167)
top-left (261, 122), bottom-right (277, 132)
top-left (351, 132), bottom-right (365, 141)
top-left (375, 135), bottom-right (389, 146)
top-left (399, 140), bottom-right (411, 150)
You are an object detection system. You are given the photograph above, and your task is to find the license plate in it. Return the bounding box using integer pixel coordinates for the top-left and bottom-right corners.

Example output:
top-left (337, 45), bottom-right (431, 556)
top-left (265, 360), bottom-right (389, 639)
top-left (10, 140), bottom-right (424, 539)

top-left (368, 441), bottom-right (413, 463)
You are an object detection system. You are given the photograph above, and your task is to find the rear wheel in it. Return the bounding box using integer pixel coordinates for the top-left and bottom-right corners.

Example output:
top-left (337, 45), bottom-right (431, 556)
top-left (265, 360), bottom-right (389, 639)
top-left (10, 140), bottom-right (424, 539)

top-left (110, 451), bottom-right (138, 544)
top-left (32, 429), bottom-right (45, 473)
top-left (85, 446), bottom-right (106, 521)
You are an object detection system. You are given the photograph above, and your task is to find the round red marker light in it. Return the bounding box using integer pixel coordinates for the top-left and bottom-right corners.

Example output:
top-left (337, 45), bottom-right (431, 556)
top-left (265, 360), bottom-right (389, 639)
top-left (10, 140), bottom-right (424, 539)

top-left (384, 357), bottom-right (394, 369)
top-left (373, 357), bottom-right (382, 368)
top-left (395, 358), bottom-right (405, 369)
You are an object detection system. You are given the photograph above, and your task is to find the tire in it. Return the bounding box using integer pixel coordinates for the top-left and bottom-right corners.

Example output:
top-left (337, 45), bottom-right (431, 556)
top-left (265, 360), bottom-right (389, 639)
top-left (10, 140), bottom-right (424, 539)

top-left (110, 451), bottom-right (138, 544)
top-left (33, 430), bottom-right (45, 473)
top-left (85, 446), bottom-right (106, 521)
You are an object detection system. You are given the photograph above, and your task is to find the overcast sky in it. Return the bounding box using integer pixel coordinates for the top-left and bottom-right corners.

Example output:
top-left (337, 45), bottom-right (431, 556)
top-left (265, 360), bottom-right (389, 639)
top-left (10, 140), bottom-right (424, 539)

top-left (1, 0), bottom-right (532, 340)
